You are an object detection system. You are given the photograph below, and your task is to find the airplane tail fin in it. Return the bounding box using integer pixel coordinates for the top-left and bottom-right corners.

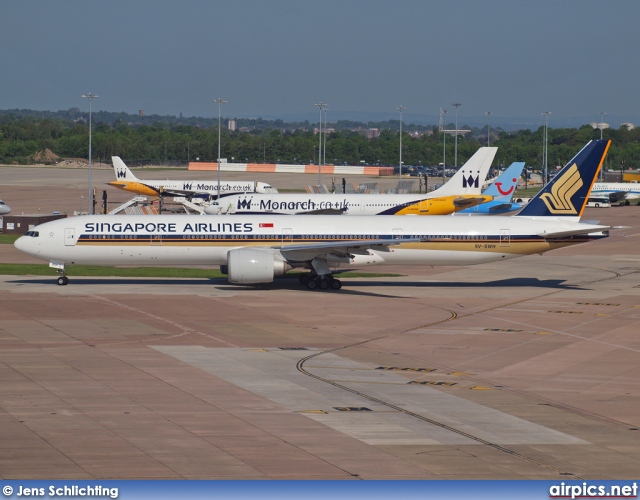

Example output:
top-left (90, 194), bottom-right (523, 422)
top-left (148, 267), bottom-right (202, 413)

top-left (435, 147), bottom-right (498, 196)
top-left (516, 140), bottom-right (611, 220)
top-left (112, 156), bottom-right (138, 181)
top-left (482, 162), bottom-right (525, 201)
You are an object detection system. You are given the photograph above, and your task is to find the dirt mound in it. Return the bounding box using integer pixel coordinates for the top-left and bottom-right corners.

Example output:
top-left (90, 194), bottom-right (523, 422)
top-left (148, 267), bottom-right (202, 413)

top-left (54, 158), bottom-right (112, 169)
top-left (31, 148), bottom-right (60, 164)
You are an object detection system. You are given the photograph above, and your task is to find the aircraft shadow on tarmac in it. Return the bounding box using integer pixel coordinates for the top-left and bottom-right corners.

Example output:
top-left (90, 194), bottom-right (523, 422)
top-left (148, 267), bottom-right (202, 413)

top-left (341, 277), bottom-right (585, 290)
top-left (9, 276), bottom-right (585, 295)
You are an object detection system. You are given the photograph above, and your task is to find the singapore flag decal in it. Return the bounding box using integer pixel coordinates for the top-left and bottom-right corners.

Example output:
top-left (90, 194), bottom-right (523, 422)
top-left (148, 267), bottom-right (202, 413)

top-left (259, 223), bottom-right (274, 228)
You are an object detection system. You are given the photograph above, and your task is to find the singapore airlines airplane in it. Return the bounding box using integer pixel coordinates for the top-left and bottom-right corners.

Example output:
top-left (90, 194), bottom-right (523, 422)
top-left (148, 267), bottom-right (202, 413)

top-left (107, 156), bottom-right (277, 199)
top-left (0, 198), bottom-right (11, 215)
top-left (203, 147), bottom-right (498, 215)
top-left (455, 161), bottom-right (525, 215)
top-left (15, 140), bottom-right (611, 290)
top-left (590, 181), bottom-right (640, 205)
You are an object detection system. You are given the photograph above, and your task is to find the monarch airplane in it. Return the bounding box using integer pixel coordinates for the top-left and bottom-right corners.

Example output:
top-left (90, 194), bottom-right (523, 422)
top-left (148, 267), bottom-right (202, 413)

top-left (203, 147), bottom-right (498, 215)
top-left (15, 140), bottom-right (611, 290)
top-left (107, 156), bottom-right (277, 199)
top-left (455, 161), bottom-right (525, 215)
top-left (590, 181), bottom-right (640, 205)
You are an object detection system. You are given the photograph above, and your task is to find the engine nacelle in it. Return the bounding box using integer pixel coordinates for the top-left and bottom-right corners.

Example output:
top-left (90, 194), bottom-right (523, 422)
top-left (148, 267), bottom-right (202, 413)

top-left (227, 248), bottom-right (291, 284)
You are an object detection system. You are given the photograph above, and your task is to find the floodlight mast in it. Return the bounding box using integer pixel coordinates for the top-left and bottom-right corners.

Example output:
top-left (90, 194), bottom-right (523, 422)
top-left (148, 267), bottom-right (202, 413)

top-left (81, 93), bottom-right (99, 213)
top-left (213, 98), bottom-right (227, 199)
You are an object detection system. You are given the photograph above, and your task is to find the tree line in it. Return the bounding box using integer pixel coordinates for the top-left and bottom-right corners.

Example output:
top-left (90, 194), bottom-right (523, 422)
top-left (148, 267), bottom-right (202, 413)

top-left (1, 110), bottom-right (638, 173)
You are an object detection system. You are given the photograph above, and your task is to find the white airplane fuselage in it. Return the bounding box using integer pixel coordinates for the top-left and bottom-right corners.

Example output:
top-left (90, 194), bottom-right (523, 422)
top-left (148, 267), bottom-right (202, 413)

top-left (108, 179), bottom-right (277, 198)
top-left (206, 192), bottom-right (493, 216)
top-left (16, 214), bottom-right (607, 270)
top-left (591, 182), bottom-right (640, 201)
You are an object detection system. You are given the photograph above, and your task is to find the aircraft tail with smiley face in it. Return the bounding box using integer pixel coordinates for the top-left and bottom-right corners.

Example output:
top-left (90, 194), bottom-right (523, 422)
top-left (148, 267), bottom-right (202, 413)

top-left (455, 161), bottom-right (525, 215)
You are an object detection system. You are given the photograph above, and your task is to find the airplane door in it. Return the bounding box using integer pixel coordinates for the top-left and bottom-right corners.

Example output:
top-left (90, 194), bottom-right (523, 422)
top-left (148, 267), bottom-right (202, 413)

top-left (500, 229), bottom-right (510, 247)
top-left (282, 228), bottom-right (293, 243)
top-left (419, 200), bottom-right (430, 213)
top-left (393, 228), bottom-right (403, 240)
top-left (150, 227), bottom-right (162, 246)
top-left (64, 228), bottom-right (76, 246)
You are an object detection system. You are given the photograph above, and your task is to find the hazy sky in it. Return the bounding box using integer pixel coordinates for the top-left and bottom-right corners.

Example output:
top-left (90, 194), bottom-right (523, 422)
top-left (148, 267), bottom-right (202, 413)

top-left (2, 0), bottom-right (638, 128)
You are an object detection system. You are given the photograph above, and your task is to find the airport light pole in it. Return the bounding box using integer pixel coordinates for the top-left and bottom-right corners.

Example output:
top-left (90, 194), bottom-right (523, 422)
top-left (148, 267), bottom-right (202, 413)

top-left (599, 111), bottom-right (606, 140)
top-left (485, 111), bottom-right (492, 146)
top-left (599, 111), bottom-right (606, 180)
top-left (452, 102), bottom-right (461, 168)
top-left (323, 107), bottom-right (329, 167)
top-left (442, 108), bottom-right (447, 185)
top-left (315, 102), bottom-right (326, 186)
top-left (81, 93), bottom-right (98, 214)
top-left (213, 98), bottom-right (227, 199)
top-left (542, 111), bottom-right (551, 186)
top-left (397, 106), bottom-right (406, 178)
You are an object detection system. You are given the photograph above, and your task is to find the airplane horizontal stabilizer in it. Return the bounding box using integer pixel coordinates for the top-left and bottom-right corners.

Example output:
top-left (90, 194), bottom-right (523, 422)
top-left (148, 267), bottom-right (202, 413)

top-left (537, 226), bottom-right (609, 239)
top-left (453, 196), bottom-right (488, 208)
top-left (489, 203), bottom-right (516, 213)
top-left (296, 208), bottom-right (346, 215)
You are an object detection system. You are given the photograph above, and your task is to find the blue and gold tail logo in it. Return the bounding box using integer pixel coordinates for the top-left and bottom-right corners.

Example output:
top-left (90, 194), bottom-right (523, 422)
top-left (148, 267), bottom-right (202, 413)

top-left (517, 140), bottom-right (610, 218)
top-left (539, 164), bottom-right (582, 214)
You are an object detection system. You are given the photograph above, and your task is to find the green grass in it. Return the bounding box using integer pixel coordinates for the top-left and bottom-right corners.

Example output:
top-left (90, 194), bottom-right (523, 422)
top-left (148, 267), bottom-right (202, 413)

top-left (0, 263), bottom-right (402, 280)
top-left (514, 187), bottom-right (542, 197)
top-left (0, 234), bottom-right (20, 244)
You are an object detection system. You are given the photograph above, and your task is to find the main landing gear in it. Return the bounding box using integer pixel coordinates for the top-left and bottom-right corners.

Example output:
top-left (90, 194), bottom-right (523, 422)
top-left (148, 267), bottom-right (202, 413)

top-left (298, 273), bottom-right (342, 290)
top-left (298, 257), bottom-right (342, 290)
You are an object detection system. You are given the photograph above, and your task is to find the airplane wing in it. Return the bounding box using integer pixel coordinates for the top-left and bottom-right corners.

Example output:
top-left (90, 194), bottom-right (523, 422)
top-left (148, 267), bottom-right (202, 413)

top-left (591, 189), bottom-right (629, 202)
top-left (607, 191), bottom-right (627, 202)
top-left (592, 190), bottom-right (625, 202)
top-left (278, 238), bottom-right (421, 260)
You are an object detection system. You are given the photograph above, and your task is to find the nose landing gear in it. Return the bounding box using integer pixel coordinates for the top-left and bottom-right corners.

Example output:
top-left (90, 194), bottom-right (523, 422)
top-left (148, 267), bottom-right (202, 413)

top-left (52, 262), bottom-right (69, 285)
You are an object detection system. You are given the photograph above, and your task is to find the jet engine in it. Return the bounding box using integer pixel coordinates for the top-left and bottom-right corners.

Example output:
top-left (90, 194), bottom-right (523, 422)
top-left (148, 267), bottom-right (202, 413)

top-left (227, 248), bottom-right (291, 284)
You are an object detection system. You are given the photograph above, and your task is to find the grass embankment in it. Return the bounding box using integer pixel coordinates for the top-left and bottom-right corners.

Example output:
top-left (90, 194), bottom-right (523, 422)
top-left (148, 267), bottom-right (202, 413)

top-left (0, 234), bottom-right (20, 244)
top-left (513, 187), bottom-right (541, 197)
top-left (0, 263), bottom-right (401, 280)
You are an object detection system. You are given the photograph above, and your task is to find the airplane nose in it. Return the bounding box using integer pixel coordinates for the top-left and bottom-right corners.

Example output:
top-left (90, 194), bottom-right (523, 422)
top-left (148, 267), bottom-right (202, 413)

top-left (14, 235), bottom-right (27, 253)
top-left (14, 235), bottom-right (36, 256)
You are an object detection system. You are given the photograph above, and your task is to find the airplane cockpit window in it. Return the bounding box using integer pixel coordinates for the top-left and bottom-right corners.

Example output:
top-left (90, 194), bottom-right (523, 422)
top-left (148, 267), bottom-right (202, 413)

top-left (24, 231), bottom-right (40, 237)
